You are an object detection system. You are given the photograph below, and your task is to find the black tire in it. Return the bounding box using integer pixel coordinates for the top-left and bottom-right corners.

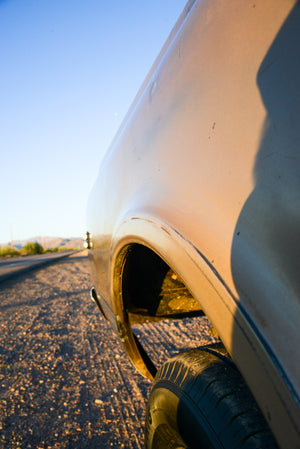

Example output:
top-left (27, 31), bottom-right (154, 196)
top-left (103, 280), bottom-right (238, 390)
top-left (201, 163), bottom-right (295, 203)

top-left (145, 346), bottom-right (279, 449)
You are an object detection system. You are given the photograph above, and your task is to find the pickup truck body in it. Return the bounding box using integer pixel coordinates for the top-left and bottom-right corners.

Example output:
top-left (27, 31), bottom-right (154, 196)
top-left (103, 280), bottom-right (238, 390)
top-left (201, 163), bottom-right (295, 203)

top-left (87, 1), bottom-right (300, 447)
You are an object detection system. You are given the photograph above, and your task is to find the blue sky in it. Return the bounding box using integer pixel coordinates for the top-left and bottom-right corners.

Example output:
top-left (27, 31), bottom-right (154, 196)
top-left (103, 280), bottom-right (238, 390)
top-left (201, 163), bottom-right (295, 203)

top-left (0, 0), bottom-right (186, 245)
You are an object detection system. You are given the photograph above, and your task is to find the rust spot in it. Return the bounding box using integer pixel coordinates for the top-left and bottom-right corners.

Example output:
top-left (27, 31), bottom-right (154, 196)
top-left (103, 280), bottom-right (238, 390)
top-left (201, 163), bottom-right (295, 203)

top-left (161, 226), bottom-right (171, 236)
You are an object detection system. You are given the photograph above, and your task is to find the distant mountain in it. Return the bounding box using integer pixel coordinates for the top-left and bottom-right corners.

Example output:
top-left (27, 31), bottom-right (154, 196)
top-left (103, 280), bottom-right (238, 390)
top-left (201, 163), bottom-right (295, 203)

top-left (9, 237), bottom-right (83, 250)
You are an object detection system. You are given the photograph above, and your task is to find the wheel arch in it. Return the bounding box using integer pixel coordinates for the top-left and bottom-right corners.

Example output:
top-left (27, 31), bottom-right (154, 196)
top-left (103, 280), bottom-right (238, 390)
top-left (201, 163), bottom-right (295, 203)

top-left (110, 214), bottom-right (238, 379)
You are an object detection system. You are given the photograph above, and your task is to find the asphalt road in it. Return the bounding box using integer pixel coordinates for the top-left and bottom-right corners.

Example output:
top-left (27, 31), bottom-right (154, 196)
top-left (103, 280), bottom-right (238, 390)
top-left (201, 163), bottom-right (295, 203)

top-left (0, 253), bottom-right (216, 449)
top-left (0, 252), bottom-right (75, 282)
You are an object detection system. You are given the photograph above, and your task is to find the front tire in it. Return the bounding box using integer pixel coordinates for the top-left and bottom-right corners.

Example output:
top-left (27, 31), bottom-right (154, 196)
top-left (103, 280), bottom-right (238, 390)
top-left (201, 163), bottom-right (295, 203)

top-left (145, 346), bottom-right (278, 449)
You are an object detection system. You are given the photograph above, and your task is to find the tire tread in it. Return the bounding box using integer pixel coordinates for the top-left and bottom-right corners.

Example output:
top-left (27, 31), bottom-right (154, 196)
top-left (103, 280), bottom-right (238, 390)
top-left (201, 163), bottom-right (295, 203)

top-left (146, 347), bottom-right (279, 449)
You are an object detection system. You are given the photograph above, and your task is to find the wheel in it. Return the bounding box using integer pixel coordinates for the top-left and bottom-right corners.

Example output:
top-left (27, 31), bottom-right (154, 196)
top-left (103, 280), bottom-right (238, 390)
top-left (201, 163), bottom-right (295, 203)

top-left (145, 345), bottom-right (279, 449)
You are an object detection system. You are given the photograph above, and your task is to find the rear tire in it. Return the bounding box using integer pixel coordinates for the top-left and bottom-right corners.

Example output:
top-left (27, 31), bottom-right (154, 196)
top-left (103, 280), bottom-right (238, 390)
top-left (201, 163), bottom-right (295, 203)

top-left (145, 346), bottom-right (278, 449)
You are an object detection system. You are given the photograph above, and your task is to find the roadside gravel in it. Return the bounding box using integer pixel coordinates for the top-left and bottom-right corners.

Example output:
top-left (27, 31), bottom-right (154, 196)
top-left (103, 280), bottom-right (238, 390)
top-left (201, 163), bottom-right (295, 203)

top-left (0, 253), bottom-right (215, 449)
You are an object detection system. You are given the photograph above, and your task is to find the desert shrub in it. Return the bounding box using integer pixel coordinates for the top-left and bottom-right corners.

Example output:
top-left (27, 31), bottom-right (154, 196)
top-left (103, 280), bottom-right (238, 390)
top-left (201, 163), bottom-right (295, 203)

top-left (44, 247), bottom-right (59, 253)
top-left (0, 246), bottom-right (20, 257)
top-left (22, 242), bottom-right (44, 255)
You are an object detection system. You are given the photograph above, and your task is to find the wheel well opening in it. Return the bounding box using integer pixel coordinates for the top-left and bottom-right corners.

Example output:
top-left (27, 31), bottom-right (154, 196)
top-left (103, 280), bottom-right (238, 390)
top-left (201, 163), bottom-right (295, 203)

top-left (121, 243), bottom-right (203, 323)
top-left (115, 243), bottom-right (220, 377)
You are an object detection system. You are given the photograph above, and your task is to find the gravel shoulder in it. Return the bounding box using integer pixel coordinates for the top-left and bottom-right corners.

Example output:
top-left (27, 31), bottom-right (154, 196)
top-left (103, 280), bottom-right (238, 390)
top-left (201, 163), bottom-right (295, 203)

top-left (0, 254), bottom-right (215, 449)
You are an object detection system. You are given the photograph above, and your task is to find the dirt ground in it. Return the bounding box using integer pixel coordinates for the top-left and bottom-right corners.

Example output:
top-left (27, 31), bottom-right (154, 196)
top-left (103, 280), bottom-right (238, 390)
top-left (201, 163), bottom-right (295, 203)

top-left (0, 253), bottom-right (215, 449)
